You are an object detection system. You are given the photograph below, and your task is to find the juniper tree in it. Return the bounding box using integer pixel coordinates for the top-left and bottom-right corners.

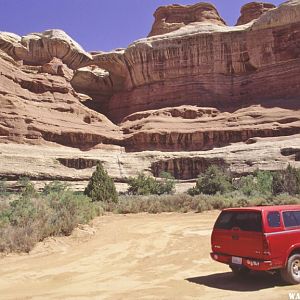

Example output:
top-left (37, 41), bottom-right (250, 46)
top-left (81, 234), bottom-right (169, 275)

top-left (84, 163), bottom-right (118, 202)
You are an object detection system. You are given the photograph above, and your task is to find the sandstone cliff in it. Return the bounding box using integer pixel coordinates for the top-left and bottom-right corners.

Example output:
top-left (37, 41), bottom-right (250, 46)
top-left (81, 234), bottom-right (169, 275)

top-left (71, 0), bottom-right (300, 123)
top-left (0, 49), bottom-right (122, 149)
top-left (0, 29), bottom-right (92, 69)
top-left (0, 1), bottom-right (299, 187)
top-left (121, 105), bottom-right (300, 152)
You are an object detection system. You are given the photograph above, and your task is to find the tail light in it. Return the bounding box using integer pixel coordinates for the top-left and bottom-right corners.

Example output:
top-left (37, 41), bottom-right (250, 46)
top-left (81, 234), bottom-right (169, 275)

top-left (263, 235), bottom-right (271, 256)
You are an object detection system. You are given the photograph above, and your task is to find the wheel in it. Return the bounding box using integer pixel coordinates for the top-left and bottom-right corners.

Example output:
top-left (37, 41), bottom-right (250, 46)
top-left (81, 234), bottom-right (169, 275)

top-left (230, 265), bottom-right (250, 277)
top-left (281, 254), bottom-right (300, 285)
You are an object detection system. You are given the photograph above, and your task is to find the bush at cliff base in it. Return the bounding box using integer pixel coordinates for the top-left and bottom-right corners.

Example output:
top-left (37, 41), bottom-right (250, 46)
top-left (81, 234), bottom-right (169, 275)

top-left (127, 172), bottom-right (175, 195)
top-left (84, 163), bottom-right (118, 203)
top-left (188, 165), bottom-right (233, 196)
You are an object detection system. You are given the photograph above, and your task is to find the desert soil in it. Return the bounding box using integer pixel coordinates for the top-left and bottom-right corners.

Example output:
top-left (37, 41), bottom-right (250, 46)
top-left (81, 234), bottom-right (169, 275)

top-left (0, 212), bottom-right (297, 300)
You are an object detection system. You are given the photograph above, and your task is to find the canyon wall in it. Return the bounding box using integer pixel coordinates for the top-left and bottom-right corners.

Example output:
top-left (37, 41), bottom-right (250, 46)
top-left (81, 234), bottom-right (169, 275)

top-left (0, 1), bottom-right (300, 184)
top-left (74, 0), bottom-right (300, 123)
top-left (0, 48), bottom-right (122, 149)
top-left (121, 105), bottom-right (300, 152)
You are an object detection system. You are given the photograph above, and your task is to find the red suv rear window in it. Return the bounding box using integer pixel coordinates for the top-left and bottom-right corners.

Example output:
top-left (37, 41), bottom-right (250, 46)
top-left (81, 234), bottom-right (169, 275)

top-left (214, 211), bottom-right (262, 232)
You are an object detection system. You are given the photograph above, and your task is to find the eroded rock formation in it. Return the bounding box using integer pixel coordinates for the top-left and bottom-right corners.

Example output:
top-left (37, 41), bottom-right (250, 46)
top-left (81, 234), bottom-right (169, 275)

top-left (0, 29), bottom-right (92, 69)
top-left (281, 148), bottom-right (300, 161)
top-left (57, 158), bottom-right (101, 169)
top-left (152, 157), bottom-right (228, 180)
top-left (121, 105), bottom-right (300, 152)
top-left (0, 1), bottom-right (300, 186)
top-left (74, 0), bottom-right (300, 123)
top-left (0, 49), bottom-right (122, 149)
top-left (148, 2), bottom-right (226, 37)
top-left (252, 0), bottom-right (300, 30)
top-left (39, 58), bottom-right (73, 81)
top-left (236, 2), bottom-right (276, 26)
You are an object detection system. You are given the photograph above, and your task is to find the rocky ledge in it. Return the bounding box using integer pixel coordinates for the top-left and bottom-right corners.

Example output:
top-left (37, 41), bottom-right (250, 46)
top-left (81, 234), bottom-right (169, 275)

top-left (121, 105), bottom-right (300, 152)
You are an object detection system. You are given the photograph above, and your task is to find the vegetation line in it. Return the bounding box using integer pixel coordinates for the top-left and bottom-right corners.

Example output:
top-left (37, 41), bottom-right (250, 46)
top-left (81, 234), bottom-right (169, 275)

top-left (0, 164), bottom-right (299, 253)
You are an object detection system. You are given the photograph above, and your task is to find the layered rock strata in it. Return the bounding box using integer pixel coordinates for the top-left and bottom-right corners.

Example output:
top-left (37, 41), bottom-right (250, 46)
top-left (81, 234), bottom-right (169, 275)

top-left (151, 157), bottom-right (228, 180)
top-left (71, 0), bottom-right (300, 123)
top-left (148, 2), bottom-right (226, 37)
top-left (236, 2), bottom-right (276, 25)
top-left (0, 135), bottom-right (299, 186)
top-left (0, 1), bottom-right (300, 185)
top-left (0, 49), bottom-right (122, 149)
top-left (121, 105), bottom-right (300, 152)
top-left (0, 29), bottom-right (92, 69)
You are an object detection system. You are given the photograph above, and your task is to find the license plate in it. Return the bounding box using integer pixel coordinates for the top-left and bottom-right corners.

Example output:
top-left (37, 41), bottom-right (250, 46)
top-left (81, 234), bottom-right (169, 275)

top-left (232, 256), bottom-right (242, 265)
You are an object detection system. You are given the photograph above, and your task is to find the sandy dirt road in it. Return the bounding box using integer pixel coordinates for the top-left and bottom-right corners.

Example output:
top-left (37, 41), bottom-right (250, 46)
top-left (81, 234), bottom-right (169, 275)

top-left (0, 212), bottom-right (298, 300)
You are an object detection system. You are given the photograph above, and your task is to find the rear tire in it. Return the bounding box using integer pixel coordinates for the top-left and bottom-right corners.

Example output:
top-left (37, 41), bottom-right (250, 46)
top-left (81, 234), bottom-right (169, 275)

top-left (230, 265), bottom-right (250, 277)
top-left (281, 254), bottom-right (300, 285)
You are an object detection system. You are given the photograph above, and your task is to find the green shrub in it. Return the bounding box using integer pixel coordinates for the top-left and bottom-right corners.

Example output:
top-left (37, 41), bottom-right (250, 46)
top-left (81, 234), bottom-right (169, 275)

top-left (8, 197), bottom-right (40, 227)
top-left (85, 163), bottom-right (118, 203)
top-left (46, 191), bottom-right (98, 236)
top-left (0, 177), bottom-right (101, 253)
top-left (157, 172), bottom-right (176, 195)
top-left (127, 172), bottom-right (175, 195)
top-left (234, 175), bottom-right (256, 196)
top-left (188, 166), bottom-right (233, 195)
top-left (272, 165), bottom-right (300, 195)
top-left (18, 177), bottom-right (38, 198)
top-left (235, 171), bottom-right (273, 197)
top-left (188, 165), bottom-right (300, 198)
top-left (42, 181), bottom-right (69, 195)
top-left (0, 179), bottom-right (8, 197)
top-left (127, 173), bottom-right (157, 195)
top-left (255, 170), bottom-right (273, 196)
top-left (0, 202), bottom-right (10, 228)
top-left (0, 196), bottom-right (52, 252)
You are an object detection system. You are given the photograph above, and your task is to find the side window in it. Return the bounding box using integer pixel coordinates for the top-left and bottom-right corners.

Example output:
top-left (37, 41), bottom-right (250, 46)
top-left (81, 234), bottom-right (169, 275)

top-left (293, 211), bottom-right (300, 225)
top-left (267, 211), bottom-right (281, 228)
top-left (283, 211), bottom-right (300, 228)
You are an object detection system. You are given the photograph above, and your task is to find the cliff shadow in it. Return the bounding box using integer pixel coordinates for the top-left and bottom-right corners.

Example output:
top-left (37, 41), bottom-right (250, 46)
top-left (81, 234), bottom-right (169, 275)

top-left (186, 271), bottom-right (286, 292)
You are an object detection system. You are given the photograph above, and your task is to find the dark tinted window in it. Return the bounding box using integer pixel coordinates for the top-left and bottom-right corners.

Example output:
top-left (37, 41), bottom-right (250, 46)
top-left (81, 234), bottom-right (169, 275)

top-left (295, 211), bottom-right (300, 224)
top-left (283, 211), bottom-right (300, 228)
top-left (268, 212), bottom-right (281, 228)
top-left (214, 211), bottom-right (262, 232)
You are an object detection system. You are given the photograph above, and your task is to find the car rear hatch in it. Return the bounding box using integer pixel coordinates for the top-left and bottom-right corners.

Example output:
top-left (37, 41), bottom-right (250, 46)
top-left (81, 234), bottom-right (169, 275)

top-left (211, 210), bottom-right (265, 259)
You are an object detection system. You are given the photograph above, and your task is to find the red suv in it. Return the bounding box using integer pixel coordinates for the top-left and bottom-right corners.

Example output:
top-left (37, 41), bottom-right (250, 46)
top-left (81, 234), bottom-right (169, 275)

top-left (211, 205), bottom-right (300, 284)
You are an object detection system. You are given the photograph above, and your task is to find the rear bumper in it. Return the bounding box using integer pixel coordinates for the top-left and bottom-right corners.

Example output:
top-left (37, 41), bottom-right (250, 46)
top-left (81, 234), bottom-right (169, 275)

top-left (210, 252), bottom-right (274, 271)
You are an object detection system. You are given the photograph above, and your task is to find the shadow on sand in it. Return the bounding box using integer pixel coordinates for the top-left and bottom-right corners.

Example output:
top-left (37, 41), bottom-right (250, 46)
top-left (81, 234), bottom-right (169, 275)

top-left (186, 271), bottom-right (286, 292)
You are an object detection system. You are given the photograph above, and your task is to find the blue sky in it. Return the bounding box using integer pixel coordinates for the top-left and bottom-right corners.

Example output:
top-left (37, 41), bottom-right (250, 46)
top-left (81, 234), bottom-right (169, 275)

top-left (1, 0), bottom-right (283, 52)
